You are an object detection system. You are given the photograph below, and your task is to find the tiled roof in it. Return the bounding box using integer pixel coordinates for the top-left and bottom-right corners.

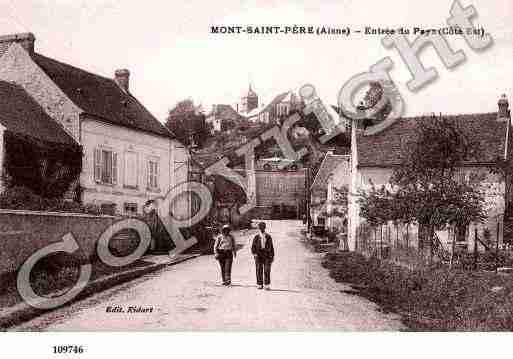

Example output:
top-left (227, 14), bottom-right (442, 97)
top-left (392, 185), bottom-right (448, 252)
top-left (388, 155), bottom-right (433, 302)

top-left (311, 153), bottom-right (350, 189)
top-left (0, 81), bottom-right (75, 145)
top-left (32, 53), bottom-right (174, 139)
top-left (209, 104), bottom-right (244, 121)
top-left (243, 91), bottom-right (291, 118)
top-left (262, 91), bottom-right (291, 112)
top-left (356, 113), bottom-right (508, 167)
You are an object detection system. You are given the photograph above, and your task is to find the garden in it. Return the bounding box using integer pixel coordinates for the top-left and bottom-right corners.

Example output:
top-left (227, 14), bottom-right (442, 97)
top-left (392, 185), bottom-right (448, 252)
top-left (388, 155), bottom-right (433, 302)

top-left (322, 251), bottom-right (513, 331)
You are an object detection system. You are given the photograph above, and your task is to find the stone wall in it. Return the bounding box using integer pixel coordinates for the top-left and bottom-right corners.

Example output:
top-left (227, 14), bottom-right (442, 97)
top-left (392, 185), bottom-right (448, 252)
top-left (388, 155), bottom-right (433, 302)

top-left (0, 209), bottom-right (131, 277)
top-left (255, 169), bottom-right (306, 207)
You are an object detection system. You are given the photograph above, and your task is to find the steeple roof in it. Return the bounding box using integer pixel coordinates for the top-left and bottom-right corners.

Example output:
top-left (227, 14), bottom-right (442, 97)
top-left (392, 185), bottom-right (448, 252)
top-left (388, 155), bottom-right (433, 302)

top-left (245, 84), bottom-right (257, 98)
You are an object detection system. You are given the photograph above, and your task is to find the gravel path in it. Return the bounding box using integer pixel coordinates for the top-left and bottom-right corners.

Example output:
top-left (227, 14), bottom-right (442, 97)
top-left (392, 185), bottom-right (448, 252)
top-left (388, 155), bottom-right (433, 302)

top-left (13, 220), bottom-right (404, 331)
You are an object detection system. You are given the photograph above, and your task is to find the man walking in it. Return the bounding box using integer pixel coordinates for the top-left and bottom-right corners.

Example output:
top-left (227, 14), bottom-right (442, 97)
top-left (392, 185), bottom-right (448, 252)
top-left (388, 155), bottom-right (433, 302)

top-left (213, 224), bottom-right (237, 286)
top-left (251, 222), bottom-right (275, 290)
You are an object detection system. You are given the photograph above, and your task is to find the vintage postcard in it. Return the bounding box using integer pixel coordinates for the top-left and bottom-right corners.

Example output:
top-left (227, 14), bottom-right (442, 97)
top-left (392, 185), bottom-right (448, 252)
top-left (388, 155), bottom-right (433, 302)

top-left (0, 0), bottom-right (512, 351)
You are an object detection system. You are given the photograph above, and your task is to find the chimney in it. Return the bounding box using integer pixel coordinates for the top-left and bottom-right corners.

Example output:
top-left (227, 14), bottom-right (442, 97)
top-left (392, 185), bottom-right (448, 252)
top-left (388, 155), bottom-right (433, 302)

top-left (0, 33), bottom-right (35, 57)
top-left (114, 69), bottom-right (130, 92)
top-left (498, 94), bottom-right (510, 121)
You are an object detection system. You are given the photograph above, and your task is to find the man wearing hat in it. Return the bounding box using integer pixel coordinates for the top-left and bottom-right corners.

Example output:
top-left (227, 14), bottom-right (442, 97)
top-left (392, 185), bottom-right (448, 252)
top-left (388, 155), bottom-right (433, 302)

top-left (251, 221), bottom-right (275, 290)
top-left (213, 224), bottom-right (237, 286)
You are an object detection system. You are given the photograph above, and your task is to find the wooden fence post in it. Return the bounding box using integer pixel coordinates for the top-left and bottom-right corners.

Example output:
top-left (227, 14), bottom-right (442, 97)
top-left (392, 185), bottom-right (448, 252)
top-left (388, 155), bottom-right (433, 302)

top-left (429, 227), bottom-right (434, 265)
top-left (406, 224), bottom-right (409, 250)
top-left (450, 226), bottom-right (456, 269)
top-left (496, 219), bottom-right (500, 274)
top-left (473, 227), bottom-right (478, 271)
top-left (380, 225), bottom-right (383, 259)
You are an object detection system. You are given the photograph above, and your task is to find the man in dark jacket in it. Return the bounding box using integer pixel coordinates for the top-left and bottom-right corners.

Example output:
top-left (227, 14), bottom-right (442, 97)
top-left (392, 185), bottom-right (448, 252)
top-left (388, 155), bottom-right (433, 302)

top-left (251, 221), bottom-right (275, 290)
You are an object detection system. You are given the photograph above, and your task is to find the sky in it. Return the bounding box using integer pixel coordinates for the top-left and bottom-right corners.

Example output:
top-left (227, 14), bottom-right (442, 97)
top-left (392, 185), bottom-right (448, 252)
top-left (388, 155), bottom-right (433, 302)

top-left (0, 0), bottom-right (511, 122)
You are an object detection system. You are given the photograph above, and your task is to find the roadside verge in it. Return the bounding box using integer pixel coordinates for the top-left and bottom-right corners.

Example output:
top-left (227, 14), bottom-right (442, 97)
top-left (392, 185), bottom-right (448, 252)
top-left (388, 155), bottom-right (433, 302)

top-left (0, 253), bottom-right (199, 330)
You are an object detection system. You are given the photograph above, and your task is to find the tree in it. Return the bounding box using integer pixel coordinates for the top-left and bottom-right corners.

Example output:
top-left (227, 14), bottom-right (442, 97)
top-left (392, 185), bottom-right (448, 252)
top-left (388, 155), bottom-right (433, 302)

top-left (358, 115), bottom-right (487, 263)
top-left (166, 99), bottom-right (209, 148)
top-left (360, 81), bottom-right (393, 129)
top-left (3, 132), bottom-right (82, 200)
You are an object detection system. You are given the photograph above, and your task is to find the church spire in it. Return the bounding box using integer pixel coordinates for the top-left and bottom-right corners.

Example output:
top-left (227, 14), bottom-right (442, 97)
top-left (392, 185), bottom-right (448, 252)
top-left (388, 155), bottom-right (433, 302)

top-left (247, 83), bottom-right (257, 98)
top-left (241, 82), bottom-right (258, 113)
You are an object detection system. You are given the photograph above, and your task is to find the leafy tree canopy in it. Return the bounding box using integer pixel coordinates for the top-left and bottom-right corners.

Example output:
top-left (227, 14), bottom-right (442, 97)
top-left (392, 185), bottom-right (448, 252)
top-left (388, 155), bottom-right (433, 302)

top-left (358, 115), bottom-right (487, 232)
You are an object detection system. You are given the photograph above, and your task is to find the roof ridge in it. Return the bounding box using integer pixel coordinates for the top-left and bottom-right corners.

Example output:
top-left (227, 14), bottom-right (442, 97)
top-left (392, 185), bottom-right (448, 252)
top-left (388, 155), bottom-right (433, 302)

top-left (33, 52), bottom-right (175, 139)
top-left (34, 52), bottom-right (117, 83)
top-left (357, 111), bottom-right (508, 167)
top-left (395, 112), bottom-right (498, 121)
top-left (125, 91), bottom-right (176, 137)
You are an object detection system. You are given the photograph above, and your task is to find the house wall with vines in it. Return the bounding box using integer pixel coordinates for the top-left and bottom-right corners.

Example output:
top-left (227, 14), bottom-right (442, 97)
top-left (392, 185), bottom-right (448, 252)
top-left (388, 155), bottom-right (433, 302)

top-left (351, 165), bottom-right (505, 253)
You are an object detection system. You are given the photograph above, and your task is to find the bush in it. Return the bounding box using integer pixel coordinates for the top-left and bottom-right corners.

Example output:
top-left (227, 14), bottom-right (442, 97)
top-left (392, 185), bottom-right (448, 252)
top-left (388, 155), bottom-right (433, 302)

top-left (0, 186), bottom-right (113, 216)
top-left (456, 251), bottom-right (513, 271)
top-left (0, 186), bottom-right (46, 211)
top-left (323, 251), bottom-right (513, 330)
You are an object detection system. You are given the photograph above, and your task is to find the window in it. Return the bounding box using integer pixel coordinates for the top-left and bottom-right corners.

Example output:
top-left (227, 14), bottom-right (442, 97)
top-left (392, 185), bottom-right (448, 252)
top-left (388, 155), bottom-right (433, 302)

top-left (124, 152), bottom-right (138, 188)
top-left (277, 103), bottom-right (290, 116)
top-left (100, 203), bottom-right (116, 216)
top-left (455, 223), bottom-right (468, 243)
top-left (147, 158), bottom-right (159, 190)
top-left (124, 202), bottom-right (138, 216)
top-left (94, 148), bottom-right (117, 185)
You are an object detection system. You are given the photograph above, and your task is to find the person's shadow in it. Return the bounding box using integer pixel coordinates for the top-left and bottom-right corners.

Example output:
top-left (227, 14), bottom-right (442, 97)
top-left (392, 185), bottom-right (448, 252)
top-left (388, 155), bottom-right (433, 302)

top-left (228, 283), bottom-right (301, 293)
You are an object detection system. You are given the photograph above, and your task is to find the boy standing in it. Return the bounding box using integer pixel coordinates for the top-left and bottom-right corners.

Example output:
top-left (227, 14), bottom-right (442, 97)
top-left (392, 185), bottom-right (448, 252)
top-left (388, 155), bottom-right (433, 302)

top-left (251, 222), bottom-right (275, 290)
top-left (213, 224), bottom-right (237, 286)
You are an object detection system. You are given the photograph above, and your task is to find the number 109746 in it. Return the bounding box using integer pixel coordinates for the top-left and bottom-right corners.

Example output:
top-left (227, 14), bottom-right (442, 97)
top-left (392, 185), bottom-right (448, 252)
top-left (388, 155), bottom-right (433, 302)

top-left (53, 345), bottom-right (85, 354)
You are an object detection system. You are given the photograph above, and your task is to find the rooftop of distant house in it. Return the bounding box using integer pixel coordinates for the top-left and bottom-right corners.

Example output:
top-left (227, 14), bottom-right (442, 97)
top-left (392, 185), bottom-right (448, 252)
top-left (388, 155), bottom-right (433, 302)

top-left (356, 110), bottom-right (510, 168)
top-left (311, 152), bottom-right (350, 190)
top-left (0, 32), bottom-right (174, 140)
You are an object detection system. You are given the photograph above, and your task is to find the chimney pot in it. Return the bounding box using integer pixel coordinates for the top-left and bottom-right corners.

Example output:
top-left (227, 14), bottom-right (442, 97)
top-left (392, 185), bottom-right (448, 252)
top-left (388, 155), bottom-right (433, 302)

top-left (114, 69), bottom-right (130, 92)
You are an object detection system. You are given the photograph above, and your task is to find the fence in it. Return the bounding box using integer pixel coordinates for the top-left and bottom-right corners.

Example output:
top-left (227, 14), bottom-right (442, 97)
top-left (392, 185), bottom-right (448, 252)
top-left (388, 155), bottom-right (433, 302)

top-left (354, 217), bottom-right (513, 270)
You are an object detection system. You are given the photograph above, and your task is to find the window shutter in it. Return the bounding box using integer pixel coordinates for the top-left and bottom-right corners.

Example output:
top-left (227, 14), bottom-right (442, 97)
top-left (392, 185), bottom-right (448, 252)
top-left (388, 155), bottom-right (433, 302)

top-left (112, 152), bottom-right (118, 184)
top-left (155, 161), bottom-right (159, 188)
top-left (94, 148), bottom-right (101, 182)
top-left (147, 160), bottom-right (151, 188)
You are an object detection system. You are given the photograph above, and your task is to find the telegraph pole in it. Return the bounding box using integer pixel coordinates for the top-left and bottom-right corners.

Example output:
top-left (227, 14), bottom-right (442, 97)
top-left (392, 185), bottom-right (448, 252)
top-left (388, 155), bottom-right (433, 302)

top-left (306, 166), bottom-right (311, 232)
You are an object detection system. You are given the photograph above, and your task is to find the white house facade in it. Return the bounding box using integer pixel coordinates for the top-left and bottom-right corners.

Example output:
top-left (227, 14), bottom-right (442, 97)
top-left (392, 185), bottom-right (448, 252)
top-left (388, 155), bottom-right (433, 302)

top-left (310, 152), bottom-right (350, 231)
top-left (347, 98), bottom-right (512, 252)
top-left (0, 33), bottom-right (190, 217)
